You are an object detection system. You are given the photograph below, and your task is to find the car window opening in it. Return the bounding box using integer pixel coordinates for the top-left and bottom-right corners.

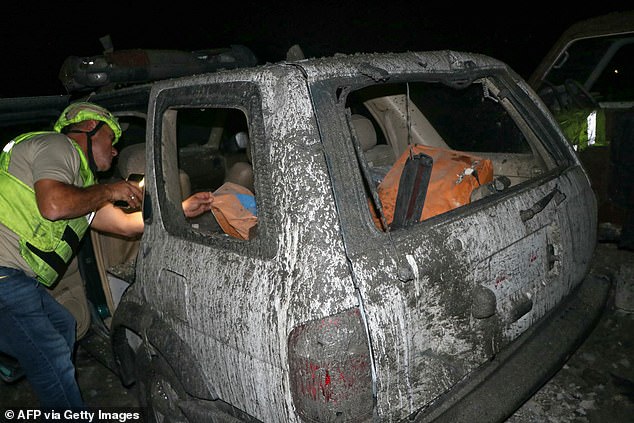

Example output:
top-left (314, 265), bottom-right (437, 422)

top-left (345, 78), bottom-right (554, 231)
top-left (169, 107), bottom-right (258, 241)
top-left (95, 106), bottom-right (258, 295)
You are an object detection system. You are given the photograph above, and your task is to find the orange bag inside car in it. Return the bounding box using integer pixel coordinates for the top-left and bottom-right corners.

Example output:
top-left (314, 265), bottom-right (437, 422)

top-left (211, 182), bottom-right (258, 240)
top-left (377, 145), bottom-right (493, 225)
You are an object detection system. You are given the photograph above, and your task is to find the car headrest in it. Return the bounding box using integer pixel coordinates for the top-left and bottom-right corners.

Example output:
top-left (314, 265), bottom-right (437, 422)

top-left (117, 143), bottom-right (145, 179)
top-left (351, 115), bottom-right (377, 151)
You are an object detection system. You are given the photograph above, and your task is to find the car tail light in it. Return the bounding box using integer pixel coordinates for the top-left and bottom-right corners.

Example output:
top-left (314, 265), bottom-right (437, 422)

top-left (288, 308), bottom-right (374, 422)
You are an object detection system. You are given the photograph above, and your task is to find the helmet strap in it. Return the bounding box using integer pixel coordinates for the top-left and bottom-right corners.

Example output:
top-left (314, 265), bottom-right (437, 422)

top-left (65, 121), bottom-right (105, 177)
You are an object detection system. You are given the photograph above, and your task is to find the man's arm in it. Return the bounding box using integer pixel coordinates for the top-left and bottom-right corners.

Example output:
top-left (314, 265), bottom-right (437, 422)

top-left (35, 172), bottom-right (214, 239)
top-left (34, 179), bottom-right (143, 221)
top-left (91, 203), bottom-right (144, 237)
top-left (90, 191), bottom-right (215, 238)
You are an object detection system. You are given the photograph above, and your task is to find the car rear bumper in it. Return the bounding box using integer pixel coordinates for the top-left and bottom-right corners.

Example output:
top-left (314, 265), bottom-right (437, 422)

top-left (410, 271), bottom-right (612, 423)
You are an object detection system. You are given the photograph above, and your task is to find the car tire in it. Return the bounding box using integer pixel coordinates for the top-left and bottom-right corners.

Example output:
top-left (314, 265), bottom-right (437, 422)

top-left (136, 346), bottom-right (190, 423)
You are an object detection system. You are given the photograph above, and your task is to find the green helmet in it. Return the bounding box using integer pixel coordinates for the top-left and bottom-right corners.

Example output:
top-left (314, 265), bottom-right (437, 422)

top-left (54, 102), bottom-right (122, 144)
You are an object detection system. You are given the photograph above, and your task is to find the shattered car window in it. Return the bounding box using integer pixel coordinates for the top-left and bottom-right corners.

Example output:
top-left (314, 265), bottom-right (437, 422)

top-left (345, 78), bottom-right (558, 230)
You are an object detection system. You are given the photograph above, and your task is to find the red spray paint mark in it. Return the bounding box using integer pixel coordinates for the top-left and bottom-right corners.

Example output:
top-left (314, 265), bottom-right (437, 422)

top-left (495, 275), bottom-right (507, 287)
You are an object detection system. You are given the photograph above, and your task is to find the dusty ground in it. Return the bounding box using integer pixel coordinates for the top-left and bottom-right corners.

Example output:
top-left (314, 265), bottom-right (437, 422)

top-left (0, 343), bottom-right (138, 410)
top-left (1, 243), bottom-right (632, 422)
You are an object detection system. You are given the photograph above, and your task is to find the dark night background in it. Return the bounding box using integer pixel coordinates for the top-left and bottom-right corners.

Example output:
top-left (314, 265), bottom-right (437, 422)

top-left (1, 3), bottom-right (632, 98)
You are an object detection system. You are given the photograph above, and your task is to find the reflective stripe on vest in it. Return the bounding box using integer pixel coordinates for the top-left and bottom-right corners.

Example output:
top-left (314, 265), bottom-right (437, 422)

top-left (0, 132), bottom-right (96, 286)
top-left (555, 108), bottom-right (607, 152)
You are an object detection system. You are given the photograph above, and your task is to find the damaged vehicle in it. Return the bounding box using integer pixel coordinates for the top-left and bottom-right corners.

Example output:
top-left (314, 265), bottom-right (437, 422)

top-left (0, 46), bottom-right (609, 422)
top-left (529, 10), bottom-right (634, 246)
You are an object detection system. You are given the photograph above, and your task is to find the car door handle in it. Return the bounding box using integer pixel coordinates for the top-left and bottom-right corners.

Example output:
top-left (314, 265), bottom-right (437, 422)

top-left (520, 187), bottom-right (566, 222)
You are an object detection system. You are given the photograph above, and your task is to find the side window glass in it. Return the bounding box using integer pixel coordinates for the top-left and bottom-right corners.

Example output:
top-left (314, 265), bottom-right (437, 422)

top-left (592, 41), bottom-right (634, 103)
top-left (162, 106), bottom-right (258, 241)
top-left (345, 79), bottom-right (557, 231)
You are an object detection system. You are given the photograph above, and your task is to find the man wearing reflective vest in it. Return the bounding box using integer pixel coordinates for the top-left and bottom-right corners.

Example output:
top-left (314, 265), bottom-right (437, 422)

top-left (0, 102), bottom-right (214, 408)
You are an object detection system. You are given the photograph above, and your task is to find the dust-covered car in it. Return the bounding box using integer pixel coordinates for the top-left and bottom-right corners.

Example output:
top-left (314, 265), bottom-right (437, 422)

top-left (0, 48), bottom-right (609, 422)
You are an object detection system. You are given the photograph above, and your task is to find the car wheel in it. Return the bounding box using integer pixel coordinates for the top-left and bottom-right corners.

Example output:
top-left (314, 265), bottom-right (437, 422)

top-left (136, 347), bottom-right (189, 423)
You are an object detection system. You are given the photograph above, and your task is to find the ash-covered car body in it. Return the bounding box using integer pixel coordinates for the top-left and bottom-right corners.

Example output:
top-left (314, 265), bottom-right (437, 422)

top-left (0, 48), bottom-right (608, 422)
top-left (111, 50), bottom-right (606, 422)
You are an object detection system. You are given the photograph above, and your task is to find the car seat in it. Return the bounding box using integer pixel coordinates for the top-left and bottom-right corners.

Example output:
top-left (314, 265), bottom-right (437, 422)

top-left (224, 131), bottom-right (254, 193)
top-left (351, 114), bottom-right (396, 185)
top-left (117, 143), bottom-right (192, 199)
top-left (350, 114), bottom-right (395, 168)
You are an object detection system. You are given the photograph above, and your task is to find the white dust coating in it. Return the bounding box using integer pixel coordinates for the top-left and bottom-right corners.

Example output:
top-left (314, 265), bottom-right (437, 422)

top-left (560, 168), bottom-right (597, 280)
top-left (145, 233), bottom-right (355, 422)
top-left (256, 68), bottom-right (317, 143)
top-left (477, 228), bottom-right (551, 340)
top-left (131, 51), bottom-right (597, 421)
top-left (178, 321), bottom-right (292, 422)
top-left (473, 173), bottom-right (595, 341)
top-left (406, 254), bottom-right (420, 298)
top-left (351, 255), bottom-right (414, 416)
top-left (297, 50), bottom-right (504, 84)
top-left (143, 75), bottom-right (357, 419)
top-left (352, 252), bottom-right (480, 421)
top-left (255, 68), bottom-right (346, 275)
top-left (259, 69), bottom-right (356, 311)
top-left (343, 251), bottom-right (449, 419)
top-left (347, 172), bottom-right (596, 420)
top-left (256, 71), bottom-right (362, 419)
top-left (407, 292), bottom-right (482, 417)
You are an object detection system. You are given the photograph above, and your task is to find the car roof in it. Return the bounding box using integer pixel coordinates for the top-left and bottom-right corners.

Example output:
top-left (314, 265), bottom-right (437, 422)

top-left (529, 10), bottom-right (634, 87)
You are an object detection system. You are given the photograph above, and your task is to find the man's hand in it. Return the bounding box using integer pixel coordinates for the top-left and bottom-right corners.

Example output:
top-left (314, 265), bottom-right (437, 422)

top-left (182, 192), bottom-right (214, 218)
top-left (106, 180), bottom-right (143, 209)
